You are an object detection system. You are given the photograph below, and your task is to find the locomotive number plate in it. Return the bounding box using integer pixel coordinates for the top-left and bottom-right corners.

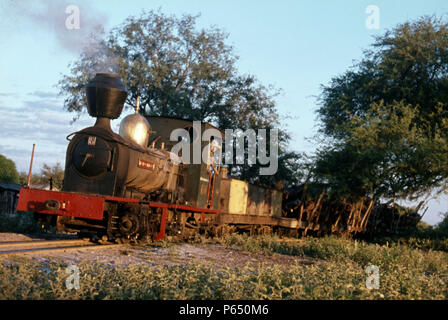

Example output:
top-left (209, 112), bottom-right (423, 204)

top-left (138, 159), bottom-right (155, 171)
top-left (88, 136), bottom-right (97, 146)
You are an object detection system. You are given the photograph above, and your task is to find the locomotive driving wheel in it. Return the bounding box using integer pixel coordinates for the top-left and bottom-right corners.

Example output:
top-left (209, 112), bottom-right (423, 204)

top-left (119, 213), bottom-right (140, 238)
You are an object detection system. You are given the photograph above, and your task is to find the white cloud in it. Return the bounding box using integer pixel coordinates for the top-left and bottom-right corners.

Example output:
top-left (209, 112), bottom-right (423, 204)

top-left (0, 96), bottom-right (93, 172)
top-left (28, 91), bottom-right (59, 98)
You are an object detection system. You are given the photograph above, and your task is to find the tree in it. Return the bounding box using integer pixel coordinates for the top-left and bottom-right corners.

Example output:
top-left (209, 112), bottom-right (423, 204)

top-left (318, 16), bottom-right (448, 141)
top-left (58, 10), bottom-right (236, 119)
top-left (315, 102), bottom-right (448, 200)
top-left (58, 10), bottom-right (301, 188)
top-left (18, 163), bottom-right (64, 190)
top-left (435, 211), bottom-right (448, 236)
top-left (18, 172), bottom-right (41, 187)
top-left (40, 163), bottom-right (64, 190)
top-left (0, 154), bottom-right (19, 184)
top-left (314, 16), bottom-right (448, 201)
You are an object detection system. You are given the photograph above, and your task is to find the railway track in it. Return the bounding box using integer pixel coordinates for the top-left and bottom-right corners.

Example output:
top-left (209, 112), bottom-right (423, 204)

top-left (0, 239), bottom-right (116, 256)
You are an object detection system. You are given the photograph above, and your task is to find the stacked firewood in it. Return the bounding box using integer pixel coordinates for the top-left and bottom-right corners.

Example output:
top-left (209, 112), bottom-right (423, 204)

top-left (283, 185), bottom-right (422, 236)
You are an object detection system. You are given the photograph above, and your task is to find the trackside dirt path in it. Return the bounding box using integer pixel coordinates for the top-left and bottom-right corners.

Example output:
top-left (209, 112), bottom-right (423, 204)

top-left (0, 232), bottom-right (317, 268)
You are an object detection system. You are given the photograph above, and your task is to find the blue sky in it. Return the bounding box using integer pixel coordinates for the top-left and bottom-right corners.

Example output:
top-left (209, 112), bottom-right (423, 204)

top-left (0, 0), bottom-right (447, 225)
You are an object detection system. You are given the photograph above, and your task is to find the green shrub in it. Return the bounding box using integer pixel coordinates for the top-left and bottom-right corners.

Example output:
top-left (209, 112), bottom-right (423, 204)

top-left (435, 212), bottom-right (448, 237)
top-left (1, 231), bottom-right (447, 300)
top-left (0, 211), bottom-right (42, 234)
top-left (1, 253), bottom-right (446, 300)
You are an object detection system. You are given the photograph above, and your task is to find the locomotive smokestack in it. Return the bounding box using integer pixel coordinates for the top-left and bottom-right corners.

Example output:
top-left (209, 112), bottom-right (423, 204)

top-left (86, 73), bottom-right (128, 129)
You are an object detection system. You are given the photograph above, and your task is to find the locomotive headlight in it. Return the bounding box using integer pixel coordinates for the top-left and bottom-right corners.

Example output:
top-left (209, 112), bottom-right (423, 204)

top-left (119, 113), bottom-right (152, 148)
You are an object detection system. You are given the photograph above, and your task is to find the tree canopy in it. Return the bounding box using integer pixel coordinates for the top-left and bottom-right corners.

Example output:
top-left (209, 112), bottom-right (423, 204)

top-left (314, 16), bottom-right (448, 201)
top-left (318, 16), bottom-right (448, 141)
top-left (58, 10), bottom-right (302, 188)
top-left (0, 154), bottom-right (19, 184)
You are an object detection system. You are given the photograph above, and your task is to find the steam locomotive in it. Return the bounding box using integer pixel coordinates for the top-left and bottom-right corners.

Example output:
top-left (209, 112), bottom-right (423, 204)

top-left (16, 73), bottom-right (301, 242)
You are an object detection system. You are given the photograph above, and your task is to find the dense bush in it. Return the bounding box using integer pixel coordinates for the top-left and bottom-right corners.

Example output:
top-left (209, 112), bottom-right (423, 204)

top-left (0, 211), bottom-right (41, 234)
top-left (435, 212), bottom-right (448, 237)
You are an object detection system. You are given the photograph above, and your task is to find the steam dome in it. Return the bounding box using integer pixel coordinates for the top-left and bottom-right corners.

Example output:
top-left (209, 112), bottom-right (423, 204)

top-left (119, 113), bottom-right (152, 147)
